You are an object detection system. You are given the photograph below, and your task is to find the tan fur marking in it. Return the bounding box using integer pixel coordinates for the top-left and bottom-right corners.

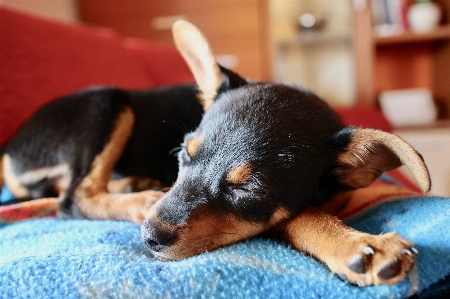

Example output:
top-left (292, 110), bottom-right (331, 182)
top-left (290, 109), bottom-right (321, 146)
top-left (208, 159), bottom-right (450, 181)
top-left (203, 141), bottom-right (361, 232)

top-left (73, 106), bottom-right (163, 223)
top-left (147, 201), bottom-right (290, 261)
top-left (150, 210), bottom-right (266, 261)
top-left (79, 191), bottom-right (165, 224)
top-left (269, 207), bottom-right (291, 227)
top-left (226, 163), bottom-right (252, 185)
top-left (271, 208), bottom-right (415, 286)
top-left (107, 177), bottom-right (166, 194)
top-left (335, 128), bottom-right (430, 192)
top-left (77, 106), bottom-right (134, 199)
top-left (2, 155), bottom-right (71, 198)
top-left (172, 20), bottom-right (222, 111)
top-left (19, 164), bottom-right (70, 185)
top-left (186, 136), bottom-right (204, 157)
top-left (3, 154), bottom-right (30, 198)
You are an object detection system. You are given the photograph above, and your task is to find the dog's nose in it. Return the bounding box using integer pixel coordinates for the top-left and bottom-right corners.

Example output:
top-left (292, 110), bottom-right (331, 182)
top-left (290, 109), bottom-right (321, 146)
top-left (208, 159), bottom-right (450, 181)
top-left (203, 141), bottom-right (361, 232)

top-left (141, 219), bottom-right (176, 252)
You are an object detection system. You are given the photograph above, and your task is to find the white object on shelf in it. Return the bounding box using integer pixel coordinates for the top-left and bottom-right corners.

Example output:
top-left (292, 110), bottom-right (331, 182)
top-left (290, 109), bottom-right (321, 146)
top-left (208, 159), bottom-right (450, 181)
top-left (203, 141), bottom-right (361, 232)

top-left (379, 88), bottom-right (437, 127)
top-left (408, 1), bottom-right (441, 33)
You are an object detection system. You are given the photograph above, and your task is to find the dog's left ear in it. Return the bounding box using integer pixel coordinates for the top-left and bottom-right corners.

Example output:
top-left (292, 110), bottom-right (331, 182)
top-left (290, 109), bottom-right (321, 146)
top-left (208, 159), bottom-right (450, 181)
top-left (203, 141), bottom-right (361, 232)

top-left (172, 20), bottom-right (247, 111)
top-left (331, 127), bottom-right (431, 193)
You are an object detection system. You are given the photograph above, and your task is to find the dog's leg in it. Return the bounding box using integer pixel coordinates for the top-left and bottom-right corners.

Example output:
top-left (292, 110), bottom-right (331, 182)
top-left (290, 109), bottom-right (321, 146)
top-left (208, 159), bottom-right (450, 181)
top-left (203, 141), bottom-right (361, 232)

top-left (61, 106), bottom-right (165, 224)
top-left (108, 177), bottom-right (166, 194)
top-left (75, 189), bottom-right (165, 224)
top-left (270, 207), bottom-right (416, 286)
top-left (2, 154), bottom-right (33, 199)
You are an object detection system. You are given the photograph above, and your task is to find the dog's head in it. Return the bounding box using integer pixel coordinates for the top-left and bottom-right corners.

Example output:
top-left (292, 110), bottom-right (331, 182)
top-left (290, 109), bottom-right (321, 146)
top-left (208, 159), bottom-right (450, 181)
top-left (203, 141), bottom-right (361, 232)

top-left (141, 21), bottom-right (431, 261)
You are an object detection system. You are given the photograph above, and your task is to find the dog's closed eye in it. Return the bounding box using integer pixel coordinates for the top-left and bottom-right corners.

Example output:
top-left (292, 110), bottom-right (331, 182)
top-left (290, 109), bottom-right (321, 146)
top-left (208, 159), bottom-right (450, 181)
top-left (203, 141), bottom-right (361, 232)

top-left (229, 184), bottom-right (267, 197)
top-left (229, 185), bottom-right (252, 197)
top-left (226, 163), bottom-right (269, 197)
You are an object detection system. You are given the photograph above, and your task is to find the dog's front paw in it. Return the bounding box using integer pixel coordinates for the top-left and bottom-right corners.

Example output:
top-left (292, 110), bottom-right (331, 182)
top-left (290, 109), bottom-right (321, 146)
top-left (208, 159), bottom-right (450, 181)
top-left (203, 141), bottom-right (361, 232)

top-left (126, 190), bottom-right (165, 224)
top-left (332, 232), bottom-right (416, 286)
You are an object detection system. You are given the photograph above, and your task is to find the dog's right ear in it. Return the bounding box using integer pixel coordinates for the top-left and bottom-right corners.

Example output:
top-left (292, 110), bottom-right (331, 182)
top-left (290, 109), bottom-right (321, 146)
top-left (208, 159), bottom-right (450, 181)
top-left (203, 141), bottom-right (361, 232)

top-left (331, 127), bottom-right (431, 193)
top-left (172, 20), bottom-right (247, 111)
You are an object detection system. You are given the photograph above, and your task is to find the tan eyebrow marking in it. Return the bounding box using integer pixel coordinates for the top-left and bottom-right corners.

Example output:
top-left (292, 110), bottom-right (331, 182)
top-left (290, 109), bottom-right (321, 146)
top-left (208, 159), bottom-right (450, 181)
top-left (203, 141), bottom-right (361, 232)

top-left (186, 136), bottom-right (204, 157)
top-left (227, 163), bottom-right (252, 185)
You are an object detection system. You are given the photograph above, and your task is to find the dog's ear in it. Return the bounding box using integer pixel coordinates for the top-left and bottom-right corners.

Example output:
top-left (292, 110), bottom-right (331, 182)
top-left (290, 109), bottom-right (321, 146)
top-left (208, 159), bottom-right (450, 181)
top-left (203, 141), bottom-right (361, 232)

top-left (331, 127), bottom-right (431, 193)
top-left (172, 20), bottom-right (247, 111)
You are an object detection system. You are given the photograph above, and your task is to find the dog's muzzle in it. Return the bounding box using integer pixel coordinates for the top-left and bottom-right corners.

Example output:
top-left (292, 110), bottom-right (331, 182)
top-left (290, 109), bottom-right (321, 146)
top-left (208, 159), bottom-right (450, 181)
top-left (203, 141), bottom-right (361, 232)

top-left (141, 218), bottom-right (176, 255)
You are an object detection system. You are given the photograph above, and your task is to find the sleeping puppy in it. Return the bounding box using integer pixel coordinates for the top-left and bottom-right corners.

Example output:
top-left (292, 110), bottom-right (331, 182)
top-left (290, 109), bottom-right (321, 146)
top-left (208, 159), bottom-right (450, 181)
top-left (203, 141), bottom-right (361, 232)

top-left (0, 20), bottom-right (430, 287)
top-left (140, 21), bottom-right (431, 286)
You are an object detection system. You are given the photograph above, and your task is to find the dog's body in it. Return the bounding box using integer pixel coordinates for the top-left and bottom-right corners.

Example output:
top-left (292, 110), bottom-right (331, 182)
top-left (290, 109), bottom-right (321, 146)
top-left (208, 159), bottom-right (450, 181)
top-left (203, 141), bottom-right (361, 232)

top-left (1, 84), bottom-right (203, 221)
top-left (1, 21), bottom-right (431, 287)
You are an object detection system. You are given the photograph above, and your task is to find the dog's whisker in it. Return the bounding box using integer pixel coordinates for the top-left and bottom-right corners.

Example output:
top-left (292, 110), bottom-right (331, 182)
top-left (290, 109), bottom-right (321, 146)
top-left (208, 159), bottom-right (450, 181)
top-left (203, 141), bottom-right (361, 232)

top-left (163, 119), bottom-right (189, 134)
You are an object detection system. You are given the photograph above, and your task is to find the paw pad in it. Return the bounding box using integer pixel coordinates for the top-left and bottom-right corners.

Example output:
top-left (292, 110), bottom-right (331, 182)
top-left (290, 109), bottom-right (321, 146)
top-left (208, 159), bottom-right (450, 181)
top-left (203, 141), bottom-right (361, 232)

top-left (339, 242), bottom-right (417, 286)
top-left (378, 259), bottom-right (402, 280)
top-left (348, 246), bottom-right (374, 274)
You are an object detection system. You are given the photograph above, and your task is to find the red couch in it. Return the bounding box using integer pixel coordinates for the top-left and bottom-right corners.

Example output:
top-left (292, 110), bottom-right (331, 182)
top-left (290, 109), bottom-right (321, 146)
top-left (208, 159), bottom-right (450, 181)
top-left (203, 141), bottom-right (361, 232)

top-left (0, 7), bottom-right (195, 148)
top-left (3, 7), bottom-right (414, 190)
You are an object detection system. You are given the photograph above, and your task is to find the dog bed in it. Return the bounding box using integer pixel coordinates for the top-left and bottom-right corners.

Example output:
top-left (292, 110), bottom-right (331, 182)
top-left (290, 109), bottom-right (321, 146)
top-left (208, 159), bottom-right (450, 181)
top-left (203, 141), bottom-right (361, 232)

top-left (1, 178), bottom-right (449, 298)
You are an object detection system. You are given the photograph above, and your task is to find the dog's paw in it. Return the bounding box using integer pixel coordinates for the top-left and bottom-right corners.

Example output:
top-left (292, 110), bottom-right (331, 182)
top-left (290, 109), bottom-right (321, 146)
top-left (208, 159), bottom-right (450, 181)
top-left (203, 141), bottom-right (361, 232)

top-left (331, 232), bottom-right (416, 286)
top-left (126, 190), bottom-right (165, 224)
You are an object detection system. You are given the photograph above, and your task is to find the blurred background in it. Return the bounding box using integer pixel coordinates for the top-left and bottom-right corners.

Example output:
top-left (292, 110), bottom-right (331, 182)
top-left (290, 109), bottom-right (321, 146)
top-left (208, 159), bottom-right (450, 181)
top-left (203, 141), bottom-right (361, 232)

top-left (2, 0), bottom-right (450, 195)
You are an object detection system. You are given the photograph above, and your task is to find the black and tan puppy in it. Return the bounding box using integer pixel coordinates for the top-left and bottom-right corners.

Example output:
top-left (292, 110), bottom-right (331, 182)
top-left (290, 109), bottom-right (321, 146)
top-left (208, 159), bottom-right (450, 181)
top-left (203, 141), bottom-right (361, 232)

top-left (140, 21), bottom-right (431, 286)
top-left (1, 85), bottom-right (203, 223)
top-left (1, 19), bottom-right (431, 287)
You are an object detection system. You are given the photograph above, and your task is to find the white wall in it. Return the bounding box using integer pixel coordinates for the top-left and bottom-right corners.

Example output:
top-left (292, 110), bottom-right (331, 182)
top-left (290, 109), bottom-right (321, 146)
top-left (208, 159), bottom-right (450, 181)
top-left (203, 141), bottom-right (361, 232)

top-left (269, 0), bottom-right (355, 106)
top-left (395, 128), bottom-right (450, 197)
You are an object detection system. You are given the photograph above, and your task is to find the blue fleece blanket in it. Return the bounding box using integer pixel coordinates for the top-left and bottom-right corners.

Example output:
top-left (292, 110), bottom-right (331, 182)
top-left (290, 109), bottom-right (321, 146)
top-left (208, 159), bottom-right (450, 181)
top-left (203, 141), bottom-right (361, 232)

top-left (1, 196), bottom-right (449, 298)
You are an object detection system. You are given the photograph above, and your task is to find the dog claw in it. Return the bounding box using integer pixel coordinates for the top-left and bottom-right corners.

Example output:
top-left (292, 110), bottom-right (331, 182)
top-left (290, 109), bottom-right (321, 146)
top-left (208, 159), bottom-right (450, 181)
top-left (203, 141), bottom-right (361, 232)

top-left (362, 246), bottom-right (375, 255)
top-left (334, 234), bottom-right (416, 286)
top-left (402, 248), bottom-right (412, 256)
top-left (378, 260), bottom-right (402, 280)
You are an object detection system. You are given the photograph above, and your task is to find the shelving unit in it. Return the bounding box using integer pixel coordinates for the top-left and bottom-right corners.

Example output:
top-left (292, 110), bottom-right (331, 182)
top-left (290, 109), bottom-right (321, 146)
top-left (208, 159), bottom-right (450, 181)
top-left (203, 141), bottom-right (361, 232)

top-left (353, 0), bottom-right (450, 120)
top-left (374, 24), bottom-right (450, 45)
top-left (278, 32), bottom-right (351, 48)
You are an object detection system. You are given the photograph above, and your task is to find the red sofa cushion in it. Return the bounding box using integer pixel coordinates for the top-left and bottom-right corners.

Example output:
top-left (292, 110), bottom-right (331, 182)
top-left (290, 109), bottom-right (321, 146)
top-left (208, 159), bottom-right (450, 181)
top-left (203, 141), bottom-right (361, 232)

top-left (0, 8), bottom-right (154, 147)
top-left (123, 38), bottom-right (194, 87)
top-left (335, 105), bottom-right (393, 132)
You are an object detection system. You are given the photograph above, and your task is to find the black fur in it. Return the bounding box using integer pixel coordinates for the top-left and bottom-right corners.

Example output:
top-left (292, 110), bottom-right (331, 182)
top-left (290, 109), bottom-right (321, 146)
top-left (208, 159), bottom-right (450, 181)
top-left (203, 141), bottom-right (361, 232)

top-left (142, 68), bottom-right (353, 254)
top-left (164, 81), bottom-right (346, 226)
top-left (6, 88), bottom-right (129, 200)
top-left (3, 84), bottom-right (204, 211)
top-left (116, 85), bottom-right (203, 184)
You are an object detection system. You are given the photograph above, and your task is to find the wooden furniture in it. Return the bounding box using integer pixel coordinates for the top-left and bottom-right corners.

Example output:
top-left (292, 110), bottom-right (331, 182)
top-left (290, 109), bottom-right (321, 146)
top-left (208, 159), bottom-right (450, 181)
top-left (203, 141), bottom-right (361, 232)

top-left (78, 0), bottom-right (272, 81)
top-left (353, 0), bottom-right (450, 119)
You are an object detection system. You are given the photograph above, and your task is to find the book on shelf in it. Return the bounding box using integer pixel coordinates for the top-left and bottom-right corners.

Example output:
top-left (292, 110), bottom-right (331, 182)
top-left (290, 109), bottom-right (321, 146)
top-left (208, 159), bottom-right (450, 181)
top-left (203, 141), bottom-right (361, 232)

top-left (371, 0), bottom-right (409, 36)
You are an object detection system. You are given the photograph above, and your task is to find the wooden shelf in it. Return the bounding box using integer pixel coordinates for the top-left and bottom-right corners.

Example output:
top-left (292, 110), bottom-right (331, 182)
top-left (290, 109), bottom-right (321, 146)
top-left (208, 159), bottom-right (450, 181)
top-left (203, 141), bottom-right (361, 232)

top-left (353, 1), bottom-right (450, 119)
top-left (374, 26), bottom-right (450, 45)
top-left (278, 32), bottom-right (351, 48)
